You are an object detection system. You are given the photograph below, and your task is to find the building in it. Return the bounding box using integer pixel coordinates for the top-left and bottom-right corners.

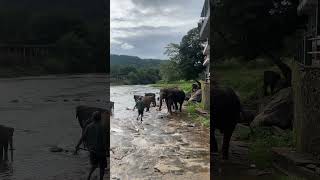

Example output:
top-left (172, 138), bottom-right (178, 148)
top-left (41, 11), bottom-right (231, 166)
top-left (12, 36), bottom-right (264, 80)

top-left (199, 0), bottom-right (211, 111)
top-left (294, 0), bottom-right (320, 154)
top-left (199, 0), bottom-right (210, 82)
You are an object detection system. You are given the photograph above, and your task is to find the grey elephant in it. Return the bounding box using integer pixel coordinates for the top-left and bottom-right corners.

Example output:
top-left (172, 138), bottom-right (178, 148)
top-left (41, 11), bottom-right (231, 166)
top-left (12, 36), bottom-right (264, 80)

top-left (211, 86), bottom-right (241, 160)
top-left (0, 125), bottom-right (14, 162)
top-left (159, 88), bottom-right (185, 114)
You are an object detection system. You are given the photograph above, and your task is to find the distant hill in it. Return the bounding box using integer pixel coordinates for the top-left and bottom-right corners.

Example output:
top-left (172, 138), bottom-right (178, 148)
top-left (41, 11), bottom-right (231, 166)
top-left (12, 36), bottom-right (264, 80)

top-left (110, 54), bottom-right (166, 68)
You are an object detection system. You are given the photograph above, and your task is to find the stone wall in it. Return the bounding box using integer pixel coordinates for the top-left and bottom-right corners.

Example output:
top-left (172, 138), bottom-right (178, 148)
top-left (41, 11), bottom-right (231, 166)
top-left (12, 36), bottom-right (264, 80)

top-left (293, 62), bottom-right (320, 153)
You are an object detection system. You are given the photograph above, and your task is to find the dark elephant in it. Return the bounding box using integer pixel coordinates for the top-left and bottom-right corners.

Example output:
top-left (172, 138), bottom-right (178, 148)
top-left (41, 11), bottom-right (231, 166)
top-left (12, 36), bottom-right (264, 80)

top-left (159, 88), bottom-right (185, 114)
top-left (142, 96), bottom-right (153, 112)
top-left (211, 86), bottom-right (241, 160)
top-left (264, 70), bottom-right (281, 96)
top-left (0, 125), bottom-right (14, 162)
top-left (145, 93), bottom-right (156, 107)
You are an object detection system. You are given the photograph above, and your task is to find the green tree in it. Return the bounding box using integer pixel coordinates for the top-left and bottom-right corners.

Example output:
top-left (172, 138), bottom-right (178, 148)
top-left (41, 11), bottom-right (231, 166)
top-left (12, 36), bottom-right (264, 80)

top-left (164, 27), bottom-right (205, 81)
top-left (160, 61), bottom-right (182, 82)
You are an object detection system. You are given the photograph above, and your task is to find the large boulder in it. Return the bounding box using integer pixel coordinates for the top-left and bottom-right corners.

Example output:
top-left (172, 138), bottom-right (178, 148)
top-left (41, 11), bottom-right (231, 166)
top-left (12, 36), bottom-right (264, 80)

top-left (189, 89), bottom-right (202, 102)
top-left (250, 87), bottom-right (293, 129)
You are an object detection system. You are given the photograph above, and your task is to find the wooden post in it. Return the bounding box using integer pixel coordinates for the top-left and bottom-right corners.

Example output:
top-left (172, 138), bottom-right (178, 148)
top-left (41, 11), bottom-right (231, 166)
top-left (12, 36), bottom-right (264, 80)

top-left (202, 81), bottom-right (210, 111)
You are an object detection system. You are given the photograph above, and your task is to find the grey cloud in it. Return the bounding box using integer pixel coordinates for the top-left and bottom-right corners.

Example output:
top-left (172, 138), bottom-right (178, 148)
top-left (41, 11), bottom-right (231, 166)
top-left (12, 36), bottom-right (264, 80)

top-left (111, 32), bottom-right (184, 59)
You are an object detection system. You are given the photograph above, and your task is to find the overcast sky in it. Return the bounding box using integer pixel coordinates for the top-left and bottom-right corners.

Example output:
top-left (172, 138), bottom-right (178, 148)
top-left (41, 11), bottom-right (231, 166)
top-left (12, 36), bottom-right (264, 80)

top-left (110, 0), bottom-right (205, 59)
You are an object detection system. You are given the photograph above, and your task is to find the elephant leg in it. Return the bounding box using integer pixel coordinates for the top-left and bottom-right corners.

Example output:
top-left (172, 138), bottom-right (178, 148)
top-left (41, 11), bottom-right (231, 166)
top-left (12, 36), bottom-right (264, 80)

top-left (263, 84), bottom-right (268, 96)
top-left (222, 125), bottom-right (235, 160)
top-left (179, 101), bottom-right (183, 112)
top-left (166, 100), bottom-right (171, 114)
top-left (271, 84), bottom-right (275, 95)
top-left (212, 129), bottom-right (218, 152)
top-left (174, 102), bottom-right (178, 111)
top-left (0, 143), bottom-right (3, 162)
top-left (3, 141), bottom-right (8, 161)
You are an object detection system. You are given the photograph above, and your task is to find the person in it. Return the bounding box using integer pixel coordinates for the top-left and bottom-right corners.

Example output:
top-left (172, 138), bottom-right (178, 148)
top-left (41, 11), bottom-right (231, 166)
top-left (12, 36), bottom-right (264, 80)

top-left (133, 96), bottom-right (144, 122)
top-left (74, 111), bottom-right (107, 180)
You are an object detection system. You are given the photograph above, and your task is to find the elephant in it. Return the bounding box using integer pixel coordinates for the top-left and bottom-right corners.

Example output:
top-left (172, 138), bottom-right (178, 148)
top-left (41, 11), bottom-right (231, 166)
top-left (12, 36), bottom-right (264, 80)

top-left (211, 86), bottom-right (241, 160)
top-left (159, 88), bottom-right (185, 114)
top-left (145, 93), bottom-right (156, 107)
top-left (142, 96), bottom-right (153, 112)
top-left (0, 125), bottom-right (14, 162)
top-left (76, 105), bottom-right (110, 130)
top-left (264, 70), bottom-right (281, 96)
top-left (75, 106), bottom-right (110, 150)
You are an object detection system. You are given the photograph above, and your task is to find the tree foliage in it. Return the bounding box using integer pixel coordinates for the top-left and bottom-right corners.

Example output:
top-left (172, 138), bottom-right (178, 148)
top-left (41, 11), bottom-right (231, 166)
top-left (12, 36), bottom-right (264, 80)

top-left (212, 0), bottom-right (305, 86)
top-left (164, 27), bottom-right (205, 81)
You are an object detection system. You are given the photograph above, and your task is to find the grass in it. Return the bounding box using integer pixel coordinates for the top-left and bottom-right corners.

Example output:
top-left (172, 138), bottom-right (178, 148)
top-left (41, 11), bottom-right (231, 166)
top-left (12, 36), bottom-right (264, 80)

top-left (185, 101), bottom-right (210, 127)
top-left (214, 58), bottom-right (289, 103)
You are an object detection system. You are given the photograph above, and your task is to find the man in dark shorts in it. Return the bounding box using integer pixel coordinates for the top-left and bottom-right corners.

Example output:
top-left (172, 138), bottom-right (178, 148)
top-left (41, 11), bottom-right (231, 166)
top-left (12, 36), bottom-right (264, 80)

top-left (133, 97), bottom-right (145, 122)
top-left (75, 111), bottom-right (107, 180)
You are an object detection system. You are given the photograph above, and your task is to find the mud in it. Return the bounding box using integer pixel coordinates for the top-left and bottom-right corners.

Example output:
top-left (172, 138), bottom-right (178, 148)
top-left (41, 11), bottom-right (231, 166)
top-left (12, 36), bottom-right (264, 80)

top-left (110, 85), bottom-right (210, 180)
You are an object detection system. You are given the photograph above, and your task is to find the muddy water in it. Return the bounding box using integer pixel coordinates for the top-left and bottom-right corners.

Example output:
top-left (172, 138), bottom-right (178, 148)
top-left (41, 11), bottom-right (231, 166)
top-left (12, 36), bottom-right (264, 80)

top-left (0, 74), bottom-right (109, 180)
top-left (110, 85), bottom-right (210, 180)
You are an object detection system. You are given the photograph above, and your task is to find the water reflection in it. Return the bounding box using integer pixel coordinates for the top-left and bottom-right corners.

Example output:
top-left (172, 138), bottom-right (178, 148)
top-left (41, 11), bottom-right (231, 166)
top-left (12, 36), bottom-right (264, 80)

top-left (0, 161), bottom-right (13, 179)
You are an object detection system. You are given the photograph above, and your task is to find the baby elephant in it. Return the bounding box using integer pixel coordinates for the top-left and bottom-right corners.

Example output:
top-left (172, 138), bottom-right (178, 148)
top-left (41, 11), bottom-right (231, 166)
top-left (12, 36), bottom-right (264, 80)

top-left (264, 70), bottom-right (281, 96)
top-left (0, 125), bottom-right (14, 162)
top-left (145, 93), bottom-right (156, 107)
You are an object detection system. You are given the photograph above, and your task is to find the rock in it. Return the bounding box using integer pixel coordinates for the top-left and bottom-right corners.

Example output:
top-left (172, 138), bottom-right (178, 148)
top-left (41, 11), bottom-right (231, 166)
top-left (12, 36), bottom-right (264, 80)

top-left (50, 146), bottom-right (63, 152)
top-left (188, 89), bottom-right (202, 102)
top-left (63, 99), bottom-right (69, 102)
top-left (250, 88), bottom-right (293, 129)
top-left (187, 124), bottom-right (195, 127)
top-left (154, 163), bottom-right (183, 174)
top-left (10, 99), bottom-right (19, 103)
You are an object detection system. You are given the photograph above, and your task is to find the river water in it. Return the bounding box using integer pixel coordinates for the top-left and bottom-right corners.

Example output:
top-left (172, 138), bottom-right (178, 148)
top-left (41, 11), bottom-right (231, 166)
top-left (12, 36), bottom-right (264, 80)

top-left (0, 76), bottom-right (210, 180)
top-left (0, 75), bottom-right (108, 180)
